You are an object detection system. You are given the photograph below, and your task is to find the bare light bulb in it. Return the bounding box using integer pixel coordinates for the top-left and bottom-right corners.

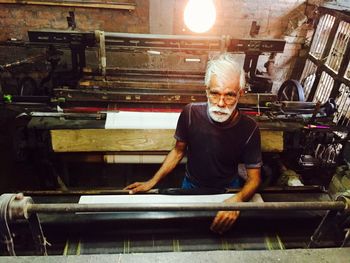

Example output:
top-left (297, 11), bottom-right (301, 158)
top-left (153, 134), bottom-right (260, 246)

top-left (184, 0), bottom-right (216, 33)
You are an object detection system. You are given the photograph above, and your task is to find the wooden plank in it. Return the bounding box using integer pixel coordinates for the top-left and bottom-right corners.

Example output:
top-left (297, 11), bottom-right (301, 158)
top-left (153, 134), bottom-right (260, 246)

top-left (51, 129), bottom-right (175, 152)
top-left (0, 0), bottom-right (136, 10)
top-left (51, 129), bottom-right (283, 153)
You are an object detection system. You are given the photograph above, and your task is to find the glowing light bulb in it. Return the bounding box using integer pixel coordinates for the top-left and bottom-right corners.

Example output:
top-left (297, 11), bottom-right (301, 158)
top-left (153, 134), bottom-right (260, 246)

top-left (184, 0), bottom-right (216, 33)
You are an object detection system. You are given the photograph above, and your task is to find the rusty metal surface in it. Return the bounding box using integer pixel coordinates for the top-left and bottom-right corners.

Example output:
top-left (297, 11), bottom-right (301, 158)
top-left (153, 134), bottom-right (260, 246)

top-left (26, 200), bottom-right (346, 214)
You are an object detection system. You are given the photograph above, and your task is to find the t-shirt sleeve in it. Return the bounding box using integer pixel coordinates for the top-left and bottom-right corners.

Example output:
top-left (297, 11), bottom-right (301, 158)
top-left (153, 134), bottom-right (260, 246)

top-left (174, 104), bottom-right (191, 142)
top-left (243, 124), bottom-right (262, 168)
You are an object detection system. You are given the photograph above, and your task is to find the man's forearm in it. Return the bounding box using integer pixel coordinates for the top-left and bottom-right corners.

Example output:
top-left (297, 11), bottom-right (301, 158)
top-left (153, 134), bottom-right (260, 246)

top-left (150, 147), bottom-right (185, 185)
top-left (230, 168), bottom-right (261, 202)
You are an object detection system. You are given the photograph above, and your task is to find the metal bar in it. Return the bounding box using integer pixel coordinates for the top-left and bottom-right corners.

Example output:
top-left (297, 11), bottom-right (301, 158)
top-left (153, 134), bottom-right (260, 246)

top-left (0, 0), bottom-right (136, 10)
top-left (95, 30), bottom-right (106, 77)
top-left (0, 53), bottom-right (45, 69)
top-left (343, 88), bottom-right (350, 126)
top-left (306, 64), bottom-right (322, 102)
top-left (322, 72), bottom-right (333, 102)
top-left (336, 84), bottom-right (348, 125)
top-left (21, 186), bottom-right (326, 196)
top-left (28, 213), bottom-right (47, 255)
top-left (319, 73), bottom-right (328, 102)
top-left (308, 210), bottom-right (338, 248)
top-left (314, 72), bottom-right (325, 102)
top-left (29, 112), bottom-right (105, 119)
top-left (301, 60), bottom-right (317, 100)
top-left (306, 54), bottom-right (338, 80)
top-left (321, 15), bottom-right (338, 61)
top-left (309, 15), bottom-right (323, 57)
top-left (338, 22), bottom-right (350, 78)
top-left (26, 201), bottom-right (346, 214)
top-left (335, 22), bottom-right (347, 70)
top-left (327, 20), bottom-right (344, 71)
top-left (337, 100), bottom-right (350, 126)
top-left (320, 6), bottom-right (350, 24)
top-left (346, 112), bottom-right (350, 127)
top-left (329, 80), bottom-right (340, 107)
top-left (104, 32), bottom-right (223, 41)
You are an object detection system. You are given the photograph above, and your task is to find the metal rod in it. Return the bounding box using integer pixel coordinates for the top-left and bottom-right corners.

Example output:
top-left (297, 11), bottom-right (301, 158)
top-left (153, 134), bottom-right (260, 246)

top-left (26, 201), bottom-right (346, 214)
top-left (21, 186), bottom-right (325, 196)
top-left (0, 0), bottom-right (136, 10)
top-left (103, 32), bottom-right (223, 41)
top-left (0, 54), bottom-right (45, 69)
top-left (336, 84), bottom-right (348, 125)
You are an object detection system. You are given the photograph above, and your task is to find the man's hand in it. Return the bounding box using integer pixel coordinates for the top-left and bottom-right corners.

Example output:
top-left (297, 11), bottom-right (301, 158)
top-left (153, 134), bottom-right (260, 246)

top-left (210, 195), bottom-right (242, 234)
top-left (123, 180), bottom-right (156, 194)
top-left (210, 168), bottom-right (261, 234)
top-left (123, 141), bottom-right (187, 194)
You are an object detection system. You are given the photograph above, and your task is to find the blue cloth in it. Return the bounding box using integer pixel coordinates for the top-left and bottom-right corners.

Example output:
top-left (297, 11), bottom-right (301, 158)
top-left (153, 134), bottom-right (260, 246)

top-left (181, 176), bottom-right (243, 189)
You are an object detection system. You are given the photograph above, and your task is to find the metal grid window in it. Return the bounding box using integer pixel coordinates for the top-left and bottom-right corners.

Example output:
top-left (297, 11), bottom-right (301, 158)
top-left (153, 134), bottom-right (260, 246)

top-left (313, 71), bottom-right (334, 103)
top-left (346, 61), bottom-right (350, 80)
top-left (326, 21), bottom-right (350, 73)
top-left (300, 59), bottom-right (317, 100)
top-left (298, 6), bottom-right (350, 126)
top-left (334, 83), bottom-right (350, 126)
top-left (309, 14), bottom-right (335, 59)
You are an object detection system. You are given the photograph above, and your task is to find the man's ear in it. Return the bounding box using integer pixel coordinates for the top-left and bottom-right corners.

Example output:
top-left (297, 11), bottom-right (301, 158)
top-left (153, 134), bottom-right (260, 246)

top-left (239, 88), bottom-right (245, 96)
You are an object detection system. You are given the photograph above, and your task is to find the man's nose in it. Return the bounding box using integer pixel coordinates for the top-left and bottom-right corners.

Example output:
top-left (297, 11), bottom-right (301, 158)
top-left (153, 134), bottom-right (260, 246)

top-left (217, 95), bottom-right (226, 107)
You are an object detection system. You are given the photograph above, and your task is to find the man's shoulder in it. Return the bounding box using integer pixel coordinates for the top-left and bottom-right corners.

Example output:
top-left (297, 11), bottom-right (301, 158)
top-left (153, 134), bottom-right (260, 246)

top-left (183, 102), bottom-right (207, 113)
top-left (238, 113), bottom-right (258, 129)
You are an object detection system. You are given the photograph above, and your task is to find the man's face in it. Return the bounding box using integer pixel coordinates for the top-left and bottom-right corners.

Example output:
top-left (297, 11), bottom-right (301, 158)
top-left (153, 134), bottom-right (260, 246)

top-left (207, 74), bottom-right (242, 122)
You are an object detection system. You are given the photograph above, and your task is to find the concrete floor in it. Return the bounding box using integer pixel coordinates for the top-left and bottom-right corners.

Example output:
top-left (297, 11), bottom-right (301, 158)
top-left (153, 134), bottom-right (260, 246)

top-left (0, 248), bottom-right (349, 263)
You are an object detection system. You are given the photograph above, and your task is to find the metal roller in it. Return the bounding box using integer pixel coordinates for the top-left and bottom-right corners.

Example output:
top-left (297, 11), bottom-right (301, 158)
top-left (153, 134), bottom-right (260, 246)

top-left (24, 201), bottom-right (347, 214)
top-left (1, 193), bottom-right (349, 218)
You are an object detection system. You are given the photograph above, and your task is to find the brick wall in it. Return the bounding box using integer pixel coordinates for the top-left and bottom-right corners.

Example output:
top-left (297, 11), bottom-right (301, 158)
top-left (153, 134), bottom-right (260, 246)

top-left (0, 0), bottom-right (149, 42)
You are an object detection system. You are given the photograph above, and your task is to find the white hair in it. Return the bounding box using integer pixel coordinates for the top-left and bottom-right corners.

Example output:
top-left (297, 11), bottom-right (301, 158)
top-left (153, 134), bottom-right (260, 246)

top-left (204, 53), bottom-right (246, 89)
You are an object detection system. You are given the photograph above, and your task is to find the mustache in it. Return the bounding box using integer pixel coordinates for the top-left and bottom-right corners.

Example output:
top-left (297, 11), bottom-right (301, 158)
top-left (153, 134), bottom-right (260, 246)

top-left (209, 105), bottom-right (232, 115)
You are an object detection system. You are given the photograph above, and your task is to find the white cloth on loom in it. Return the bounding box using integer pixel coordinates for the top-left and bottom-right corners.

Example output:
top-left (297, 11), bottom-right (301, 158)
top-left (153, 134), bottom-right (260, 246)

top-left (105, 111), bottom-right (180, 129)
top-left (79, 194), bottom-right (264, 204)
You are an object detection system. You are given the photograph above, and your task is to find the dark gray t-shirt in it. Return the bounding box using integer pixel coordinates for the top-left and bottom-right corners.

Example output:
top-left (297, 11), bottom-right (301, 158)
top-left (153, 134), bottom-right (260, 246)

top-left (175, 102), bottom-right (262, 189)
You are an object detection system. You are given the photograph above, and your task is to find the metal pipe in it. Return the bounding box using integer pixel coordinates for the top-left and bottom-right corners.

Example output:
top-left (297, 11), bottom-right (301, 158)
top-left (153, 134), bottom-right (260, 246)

top-left (21, 186), bottom-right (326, 196)
top-left (103, 32), bottom-right (222, 41)
top-left (26, 201), bottom-right (346, 214)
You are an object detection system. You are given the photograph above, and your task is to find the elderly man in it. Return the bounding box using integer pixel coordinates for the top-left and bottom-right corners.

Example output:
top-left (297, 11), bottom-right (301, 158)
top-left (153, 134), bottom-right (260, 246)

top-left (125, 53), bottom-right (262, 234)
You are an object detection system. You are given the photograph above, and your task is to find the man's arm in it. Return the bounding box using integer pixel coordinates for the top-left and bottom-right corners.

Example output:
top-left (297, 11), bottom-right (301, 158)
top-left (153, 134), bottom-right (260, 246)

top-left (227, 167), bottom-right (261, 202)
top-left (124, 140), bottom-right (187, 194)
top-left (210, 167), bottom-right (261, 234)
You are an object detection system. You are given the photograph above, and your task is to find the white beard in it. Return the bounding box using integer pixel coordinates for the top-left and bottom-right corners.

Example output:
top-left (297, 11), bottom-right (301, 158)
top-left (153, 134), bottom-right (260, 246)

top-left (208, 100), bottom-right (237, 122)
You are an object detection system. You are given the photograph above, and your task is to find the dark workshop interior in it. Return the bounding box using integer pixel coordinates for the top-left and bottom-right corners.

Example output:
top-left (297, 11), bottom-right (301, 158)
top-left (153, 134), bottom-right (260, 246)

top-left (0, 0), bottom-right (350, 262)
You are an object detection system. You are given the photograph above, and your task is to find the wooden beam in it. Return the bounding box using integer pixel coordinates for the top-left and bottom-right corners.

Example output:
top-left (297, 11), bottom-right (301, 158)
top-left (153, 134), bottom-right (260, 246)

top-left (0, 0), bottom-right (136, 10)
top-left (51, 129), bottom-right (283, 153)
top-left (51, 129), bottom-right (175, 152)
